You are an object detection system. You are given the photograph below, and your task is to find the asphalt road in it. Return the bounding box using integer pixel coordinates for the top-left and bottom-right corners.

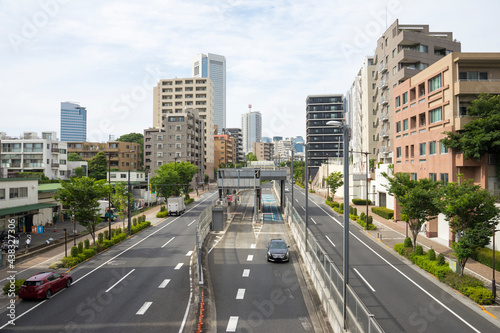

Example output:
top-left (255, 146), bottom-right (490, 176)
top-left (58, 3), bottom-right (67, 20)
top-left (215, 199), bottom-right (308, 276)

top-left (287, 183), bottom-right (500, 333)
top-left (208, 187), bottom-right (323, 332)
top-left (0, 191), bottom-right (218, 333)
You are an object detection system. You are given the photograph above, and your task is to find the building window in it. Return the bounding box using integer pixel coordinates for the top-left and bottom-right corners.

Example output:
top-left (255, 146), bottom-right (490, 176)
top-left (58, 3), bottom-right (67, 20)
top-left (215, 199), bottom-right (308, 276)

top-left (411, 173), bottom-right (417, 181)
top-left (9, 187), bottom-right (28, 199)
top-left (395, 96), bottom-right (401, 108)
top-left (0, 189), bottom-right (5, 200)
top-left (157, 152), bottom-right (163, 158)
top-left (429, 107), bottom-right (442, 124)
top-left (402, 92), bottom-right (408, 105)
top-left (459, 72), bottom-right (488, 81)
top-left (393, 66), bottom-right (397, 75)
top-left (176, 135), bottom-right (181, 141)
top-left (403, 119), bottom-right (409, 131)
top-left (440, 173), bottom-right (449, 183)
top-left (176, 143), bottom-right (181, 149)
top-left (396, 121), bottom-right (401, 133)
top-left (429, 141), bottom-right (437, 155)
top-left (429, 74), bottom-right (442, 92)
top-left (392, 49), bottom-right (396, 58)
top-left (440, 142), bottom-right (448, 154)
top-left (419, 143), bottom-right (426, 156)
top-left (429, 173), bottom-right (437, 182)
top-left (396, 147), bottom-right (401, 158)
top-left (121, 174), bottom-right (127, 179)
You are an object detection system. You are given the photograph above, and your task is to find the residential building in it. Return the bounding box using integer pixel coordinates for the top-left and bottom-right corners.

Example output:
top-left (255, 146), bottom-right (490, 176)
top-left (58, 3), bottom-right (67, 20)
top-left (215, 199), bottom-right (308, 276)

top-left (192, 53), bottom-right (226, 133)
top-left (306, 94), bottom-right (345, 179)
top-left (214, 134), bottom-right (234, 166)
top-left (274, 138), bottom-right (295, 161)
top-left (0, 131), bottom-right (68, 179)
top-left (373, 20), bottom-right (461, 164)
top-left (393, 52), bottom-right (500, 245)
top-left (242, 111), bottom-right (262, 153)
top-left (60, 102), bottom-right (87, 142)
top-left (252, 141), bottom-right (273, 161)
top-left (144, 107), bottom-right (205, 185)
top-left (66, 141), bottom-right (141, 172)
top-left (153, 78), bottom-right (214, 178)
top-left (223, 128), bottom-right (244, 163)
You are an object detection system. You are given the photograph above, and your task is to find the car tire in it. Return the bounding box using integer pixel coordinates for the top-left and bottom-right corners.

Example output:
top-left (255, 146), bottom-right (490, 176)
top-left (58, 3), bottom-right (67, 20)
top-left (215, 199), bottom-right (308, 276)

top-left (45, 289), bottom-right (52, 299)
top-left (66, 279), bottom-right (72, 288)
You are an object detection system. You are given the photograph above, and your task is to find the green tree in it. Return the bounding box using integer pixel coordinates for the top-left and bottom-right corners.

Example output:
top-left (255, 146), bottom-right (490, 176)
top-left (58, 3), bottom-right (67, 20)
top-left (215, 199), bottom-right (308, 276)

top-left (441, 93), bottom-right (500, 161)
top-left (55, 177), bottom-right (110, 245)
top-left (383, 171), bottom-right (441, 250)
top-left (246, 152), bottom-right (258, 161)
top-left (72, 167), bottom-right (85, 178)
top-left (438, 175), bottom-right (499, 276)
top-left (111, 182), bottom-right (133, 229)
top-left (324, 171), bottom-right (344, 199)
top-left (150, 164), bottom-right (180, 198)
top-left (68, 153), bottom-right (83, 161)
top-left (117, 133), bottom-right (144, 168)
top-left (176, 161), bottom-right (198, 195)
top-left (88, 151), bottom-right (107, 180)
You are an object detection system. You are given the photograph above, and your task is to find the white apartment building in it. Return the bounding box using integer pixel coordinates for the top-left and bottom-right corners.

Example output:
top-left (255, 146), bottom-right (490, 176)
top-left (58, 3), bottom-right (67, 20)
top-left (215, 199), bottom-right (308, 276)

top-left (153, 78), bottom-right (215, 179)
top-left (0, 131), bottom-right (68, 180)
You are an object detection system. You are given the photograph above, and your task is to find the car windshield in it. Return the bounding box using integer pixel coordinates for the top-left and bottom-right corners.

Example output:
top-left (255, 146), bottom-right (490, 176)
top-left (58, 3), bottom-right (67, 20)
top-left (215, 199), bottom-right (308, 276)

top-left (269, 242), bottom-right (287, 249)
top-left (24, 281), bottom-right (44, 287)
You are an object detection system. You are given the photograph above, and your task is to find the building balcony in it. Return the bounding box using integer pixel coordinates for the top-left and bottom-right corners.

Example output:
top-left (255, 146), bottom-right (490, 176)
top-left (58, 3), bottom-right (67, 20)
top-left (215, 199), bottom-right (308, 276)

top-left (379, 96), bottom-right (388, 106)
top-left (379, 112), bottom-right (389, 122)
top-left (378, 78), bottom-right (388, 90)
top-left (51, 147), bottom-right (59, 153)
top-left (454, 153), bottom-right (482, 167)
top-left (2, 163), bottom-right (21, 168)
top-left (378, 62), bottom-right (387, 74)
top-left (380, 129), bottom-right (389, 138)
top-left (23, 163), bottom-right (44, 168)
top-left (51, 163), bottom-right (60, 168)
top-left (454, 80), bottom-right (500, 95)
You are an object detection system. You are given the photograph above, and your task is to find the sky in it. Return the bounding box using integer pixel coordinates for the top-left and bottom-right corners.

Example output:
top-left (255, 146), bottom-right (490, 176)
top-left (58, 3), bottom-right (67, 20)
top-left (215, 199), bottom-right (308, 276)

top-left (1, 0), bottom-right (500, 142)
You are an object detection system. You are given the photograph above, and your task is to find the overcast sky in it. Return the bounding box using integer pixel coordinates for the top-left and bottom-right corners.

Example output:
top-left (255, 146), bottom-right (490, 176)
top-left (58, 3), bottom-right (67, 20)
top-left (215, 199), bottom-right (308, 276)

top-left (1, 0), bottom-right (500, 142)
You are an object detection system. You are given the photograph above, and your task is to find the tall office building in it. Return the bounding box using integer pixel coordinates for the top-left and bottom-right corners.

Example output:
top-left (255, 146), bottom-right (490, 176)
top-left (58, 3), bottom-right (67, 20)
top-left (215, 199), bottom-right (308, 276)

top-left (293, 136), bottom-right (305, 153)
top-left (241, 111), bottom-right (262, 154)
top-left (192, 53), bottom-right (226, 134)
top-left (60, 102), bottom-right (87, 142)
top-left (306, 95), bottom-right (344, 179)
top-left (373, 20), bottom-right (461, 163)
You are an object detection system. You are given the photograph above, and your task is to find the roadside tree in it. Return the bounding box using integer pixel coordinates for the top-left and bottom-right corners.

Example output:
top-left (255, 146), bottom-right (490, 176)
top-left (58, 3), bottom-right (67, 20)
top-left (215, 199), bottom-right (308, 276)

top-left (324, 171), bottom-right (344, 199)
top-left (88, 151), bottom-right (107, 180)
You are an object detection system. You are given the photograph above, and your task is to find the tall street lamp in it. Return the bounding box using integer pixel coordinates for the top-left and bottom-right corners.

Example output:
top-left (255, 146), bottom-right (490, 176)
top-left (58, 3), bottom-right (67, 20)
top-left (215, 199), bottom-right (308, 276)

top-left (290, 150), bottom-right (294, 212)
top-left (127, 150), bottom-right (136, 235)
top-left (327, 119), bottom-right (349, 330)
top-left (298, 143), bottom-right (309, 253)
top-left (105, 151), bottom-right (112, 240)
top-left (493, 227), bottom-right (499, 299)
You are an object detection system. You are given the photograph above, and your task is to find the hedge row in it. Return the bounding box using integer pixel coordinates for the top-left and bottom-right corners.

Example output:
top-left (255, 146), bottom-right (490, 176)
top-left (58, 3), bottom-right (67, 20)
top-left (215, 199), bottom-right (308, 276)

top-left (325, 200), bottom-right (376, 230)
top-left (371, 206), bottom-right (394, 219)
top-left (393, 242), bottom-right (494, 305)
top-left (472, 247), bottom-right (500, 272)
top-left (352, 198), bottom-right (372, 205)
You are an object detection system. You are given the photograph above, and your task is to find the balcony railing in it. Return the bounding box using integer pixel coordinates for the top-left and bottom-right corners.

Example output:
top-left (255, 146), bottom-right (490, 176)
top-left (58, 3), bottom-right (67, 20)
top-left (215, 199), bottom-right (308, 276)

top-left (51, 148), bottom-right (59, 153)
top-left (379, 96), bottom-right (388, 106)
top-left (378, 62), bottom-right (387, 73)
top-left (378, 78), bottom-right (388, 90)
top-left (51, 163), bottom-right (60, 168)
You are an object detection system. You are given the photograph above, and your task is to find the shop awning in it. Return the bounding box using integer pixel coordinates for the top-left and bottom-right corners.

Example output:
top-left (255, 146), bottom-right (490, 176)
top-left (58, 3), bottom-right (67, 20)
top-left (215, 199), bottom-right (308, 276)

top-left (0, 203), bottom-right (58, 216)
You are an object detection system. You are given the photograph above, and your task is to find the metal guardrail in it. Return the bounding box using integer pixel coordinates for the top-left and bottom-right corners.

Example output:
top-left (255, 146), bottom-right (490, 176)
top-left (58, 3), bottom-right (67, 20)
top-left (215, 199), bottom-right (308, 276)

top-left (274, 182), bottom-right (384, 333)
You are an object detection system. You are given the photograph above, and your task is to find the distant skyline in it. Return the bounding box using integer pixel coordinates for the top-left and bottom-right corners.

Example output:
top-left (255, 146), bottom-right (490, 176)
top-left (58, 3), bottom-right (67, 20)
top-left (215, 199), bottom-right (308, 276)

top-left (1, 0), bottom-right (500, 141)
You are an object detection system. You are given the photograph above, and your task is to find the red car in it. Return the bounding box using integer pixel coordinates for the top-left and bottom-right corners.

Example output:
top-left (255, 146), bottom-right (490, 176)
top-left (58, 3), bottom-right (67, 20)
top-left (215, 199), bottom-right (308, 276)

top-left (18, 272), bottom-right (72, 300)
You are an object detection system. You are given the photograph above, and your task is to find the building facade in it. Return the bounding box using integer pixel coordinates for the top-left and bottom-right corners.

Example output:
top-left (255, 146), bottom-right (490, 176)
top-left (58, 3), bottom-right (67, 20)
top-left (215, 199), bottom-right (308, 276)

top-left (60, 102), bottom-right (87, 142)
top-left (223, 128), bottom-right (244, 163)
top-left (0, 131), bottom-right (68, 179)
top-left (252, 141), bottom-right (273, 161)
top-left (192, 53), bottom-right (226, 133)
top-left (67, 141), bottom-right (141, 172)
top-left (274, 138), bottom-right (295, 161)
top-left (393, 52), bottom-right (500, 245)
top-left (214, 134), bottom-right (234, 166)
top-left (373, 20), bottom-right (461, 164)
top-left (242, 111), bottom-right (262, 154)
top-left (145, 108), bottom-right (205, 183)
top-left (153, 78), bottom-right (214, 178)
top-left (306, 94), bottom-right (345, 179)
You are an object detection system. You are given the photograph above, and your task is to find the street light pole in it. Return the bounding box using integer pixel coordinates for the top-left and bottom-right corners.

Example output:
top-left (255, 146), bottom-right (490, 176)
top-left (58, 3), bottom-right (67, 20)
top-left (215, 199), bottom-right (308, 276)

top-left (291, 150), bottom-right (294, 212)
top-left (107, 151), bottom-right (112, 240)
top-left (128, 168), bottom-right (131, 235)
top-left (327, 120), bottom-right (350, 330)
top-left (493, 227), bottom-right (499, 299)
top-left (304, 144), bottom-right (309, 253)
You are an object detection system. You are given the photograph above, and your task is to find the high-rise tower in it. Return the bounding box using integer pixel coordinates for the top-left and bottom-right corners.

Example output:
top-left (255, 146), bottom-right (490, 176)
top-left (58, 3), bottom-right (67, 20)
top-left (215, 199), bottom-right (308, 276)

top-left (60, 102), bottom-right (87, 142)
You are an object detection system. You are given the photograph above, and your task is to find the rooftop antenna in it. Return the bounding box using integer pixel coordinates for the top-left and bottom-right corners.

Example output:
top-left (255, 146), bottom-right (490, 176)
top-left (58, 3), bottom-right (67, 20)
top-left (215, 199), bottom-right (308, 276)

top-left (248, 104), bottom-right (252, 112)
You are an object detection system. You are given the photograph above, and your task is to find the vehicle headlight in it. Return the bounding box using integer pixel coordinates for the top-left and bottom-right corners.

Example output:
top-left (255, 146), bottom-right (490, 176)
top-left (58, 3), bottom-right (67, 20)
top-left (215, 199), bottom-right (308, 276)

top-left (267, 252), bottom-right (272, 256)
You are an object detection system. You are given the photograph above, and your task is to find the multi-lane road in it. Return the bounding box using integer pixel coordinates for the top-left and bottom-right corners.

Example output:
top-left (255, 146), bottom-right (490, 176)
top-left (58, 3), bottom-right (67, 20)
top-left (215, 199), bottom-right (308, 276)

top-left (288, 183), bottom-right (500, 333)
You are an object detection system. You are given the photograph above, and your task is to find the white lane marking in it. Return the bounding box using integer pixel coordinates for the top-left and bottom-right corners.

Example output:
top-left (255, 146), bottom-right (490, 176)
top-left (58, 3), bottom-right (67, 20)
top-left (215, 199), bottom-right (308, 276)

top-left (161, 237), bottom-right (175, 248)
top-left (250, 244), bottom-right (256, 249)
top-left (0, 192), bottom-right (219, 330)
top-left (174, 263), bottom-right (183, 270)
top-left (136, 302), bottom-right (153, 315)
top-left (295, 198), bottom-right (299, 203)
top-left (188, 219), bottom-right (196, 226)
top-left (236, 288), bottom-right (245, 299)
top-left (325, 235), bottom-right (336, 247)
top-left (158, 279), bottom-right (171, 288)
top-left (105, 269), bottom-right (135, 293)
top-left (247, 255), bottom-right (254, 261)
top-left (353, 268), bottom-right (376, 292)
top-left (308, 197), bottom-right (482, 333)
top-left (242, 269), bottom-right (250, 277)
top-left (311, 218), bottom-right (317, 225)
top-left (186, 251), bottom-right (193, 256)
top-left (226, 316), bottom-right (239, 332)
top-left (301, 206), bottom-right (306, 211)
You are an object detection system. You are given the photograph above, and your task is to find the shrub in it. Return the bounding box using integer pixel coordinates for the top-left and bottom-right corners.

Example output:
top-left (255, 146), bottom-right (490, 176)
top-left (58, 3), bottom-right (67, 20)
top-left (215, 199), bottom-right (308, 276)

top-left (156, 210), bottom-right (168, 218)
top-left (403, 237), bottom-right (413, 248)
top-left (326, 196), bottom-right (333, 202)
top-left (367, 215), bottom-right (373, 225)
top-left (185, 198), bottom-right (195, 205)
top-left (360, 212), bottom-right (366, 221)
top-left (352, 198), bottom-right (372, 205)
top-left (160, 205), bottom-right (166, 212)
top-left (78, 241), bottom-right (84, 253)
top-left (141, 214), bottom-right (146, 222)
top-left (437, 253), bottom-right (446, 266)
top-left (133, 217), bottom-right (137, 226)
top-left (77, 253), bottom-right (87, 262)
top-left (70, 246), bottom-right (79, 257)
top-left (356, 218), bottom-right (377, 230)
top-left (3, 279), bottom-right (25, 295)
top-left (84, 239), bottom-right (90, 250)
top-left (473, 247), bottom-right (500, 272)
top-left (394, 243), bottom-right (405, 255)
top-left (340, 203), bottom-right (344, 211)
top-left (353, 207), bottom-right (357, 216)
top-left (465, 287), bottom-right (494, 305)
top-left (427, 249), bottom-right (436, 261)
top-left (82, 248), bottom-right (96, 259)
top-left (103, 230), bottom-right (109, 240)
top-left (371, 206), bottom-right (394, 219)
top-left (415, 245), bottom-right (424, 256)
top-left (98, 232), bottom-right (103, 243)
top-left (117, 227), bottom-right (122, 234)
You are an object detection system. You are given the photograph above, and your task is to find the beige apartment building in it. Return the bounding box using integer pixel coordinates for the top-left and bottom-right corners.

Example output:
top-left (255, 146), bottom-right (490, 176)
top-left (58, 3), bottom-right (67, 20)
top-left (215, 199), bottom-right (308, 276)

top-left (393, 52), bottom-right (500, 245)
top-left (67, 141), bottom-right (141, 172)
top-left (153, 78), bottom-right (215, 179)
top-left (373, 20), bottom-right (461, 164)
top-left (252, 141), bottom-right (273, 161)
top-left (214, 134), bottom-right (234, 166)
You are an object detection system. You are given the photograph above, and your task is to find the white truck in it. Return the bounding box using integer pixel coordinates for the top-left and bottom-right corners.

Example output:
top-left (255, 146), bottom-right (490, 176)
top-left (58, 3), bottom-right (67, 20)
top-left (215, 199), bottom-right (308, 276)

top-left (167, 196), bottom-right (186, 216)
top-left (97, 200), bottom-right (117, 221)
